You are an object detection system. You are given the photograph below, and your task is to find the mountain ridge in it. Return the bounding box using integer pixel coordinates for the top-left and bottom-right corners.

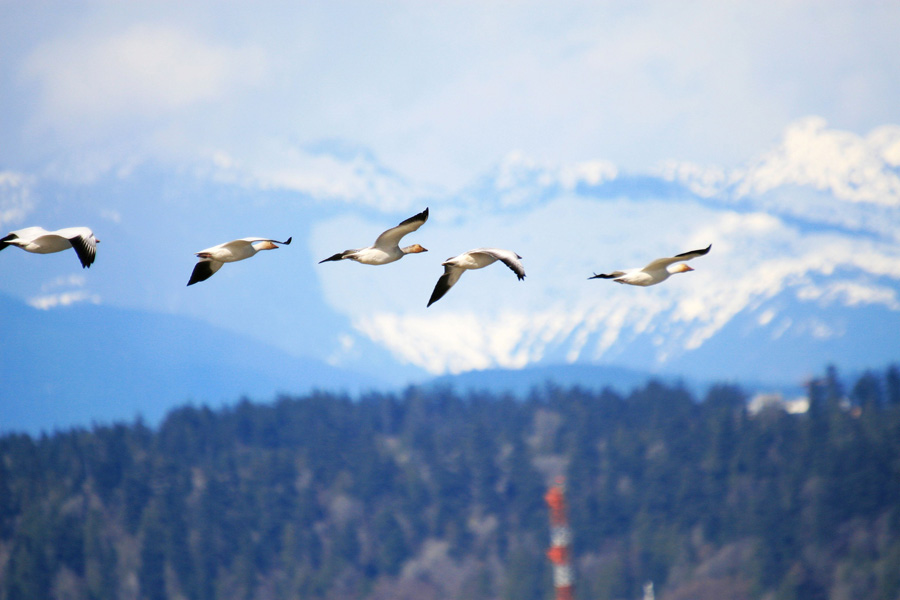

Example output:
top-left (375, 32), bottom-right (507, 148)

top-left (1, 118), bottom-right (898, 411)
top-left (0, 293), bottom-right (380, 434)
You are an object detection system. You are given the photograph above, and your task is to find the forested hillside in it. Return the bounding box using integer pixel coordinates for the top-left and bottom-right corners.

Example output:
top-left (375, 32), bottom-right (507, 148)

top-left (2, 366), bottom-right (900, 600)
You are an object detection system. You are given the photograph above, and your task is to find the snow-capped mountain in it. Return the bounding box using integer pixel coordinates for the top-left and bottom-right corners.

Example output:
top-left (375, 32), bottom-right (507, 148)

top-left (1, 118), bottom-right (898, 417)
top-left (317, 118), bottom-right (900, 384)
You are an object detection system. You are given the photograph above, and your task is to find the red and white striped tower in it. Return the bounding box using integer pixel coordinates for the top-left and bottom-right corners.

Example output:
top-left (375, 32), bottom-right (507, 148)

top-left (545, 478), bottom-right (574, 600)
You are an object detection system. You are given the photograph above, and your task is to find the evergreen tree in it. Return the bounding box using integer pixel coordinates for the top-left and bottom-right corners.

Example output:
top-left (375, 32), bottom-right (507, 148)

top-left (0, 367), bottom-right (899, 600)
top-left (138, 501), bottom-right (168, 600)
top-left (885, 364), bottom-right (900, 406)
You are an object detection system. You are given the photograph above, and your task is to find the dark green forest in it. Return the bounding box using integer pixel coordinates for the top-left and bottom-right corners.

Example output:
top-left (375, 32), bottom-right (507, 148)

top-left (2, 365), bottom-right (900, 600)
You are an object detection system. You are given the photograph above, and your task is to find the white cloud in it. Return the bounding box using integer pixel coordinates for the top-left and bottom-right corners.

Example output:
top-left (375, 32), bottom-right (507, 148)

top-left (655, 160), bottom-right (727, 198)
top-left (23, 24), bottom-right (266, 128)
top-left (203, 143), bottom-right (426, 211)
top-left (7, 2), bottom-right (899, 189)
top-left (28, 274), bottom-right (99, 310)
top-left (491, 152), bottom-right (618, 202)
top-left (28, 290), bottom-right (101, 310)
top-left (40, 274), bottom-right (87, 293)
top-left (0, 171), bottom-right (36, 229)
top-left (101, 209), bottom-right (122, 224)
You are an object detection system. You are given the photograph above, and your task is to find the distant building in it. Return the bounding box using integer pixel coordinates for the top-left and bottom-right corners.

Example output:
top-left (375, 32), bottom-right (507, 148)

top-left (748, 392), bottom-right (809, 415)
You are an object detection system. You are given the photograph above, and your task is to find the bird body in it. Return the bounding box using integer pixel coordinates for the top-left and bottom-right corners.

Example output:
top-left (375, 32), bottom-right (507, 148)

top-left (589, 244), bottom-right (711, 286)
top-left (188, 236), bottom-right (291, 285)
top-left (0, 226), bottom-right (99, 268)
top-left (319, 208), bottom-right (429, 265)
top-left (428, 248), bottom-right (525, 307)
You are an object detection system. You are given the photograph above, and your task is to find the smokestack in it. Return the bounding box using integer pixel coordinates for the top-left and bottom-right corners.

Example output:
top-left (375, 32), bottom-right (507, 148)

top-left (545, 478), bottom-right (574, 600)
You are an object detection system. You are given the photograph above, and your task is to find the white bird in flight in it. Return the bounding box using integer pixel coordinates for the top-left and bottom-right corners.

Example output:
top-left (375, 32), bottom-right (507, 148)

top-left (0, 226), bottom-right (99, 268)
top-left (589, 244), bottom-right (711, 286)
top-left (428, 248), bottom-right (525, 307)
top-left (187, 236), bottom-right (292, 286)
top-left (319, 208), bottom-right (429, 266)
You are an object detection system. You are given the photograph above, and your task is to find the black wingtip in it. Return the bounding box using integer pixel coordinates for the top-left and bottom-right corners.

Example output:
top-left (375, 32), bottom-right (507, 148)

top-left (68, 235), bottom-right (96, 269)
top-left (693, 243), bottom-right (712, 257)
top-left (427, 280), bottom-right (447, 307)
top-left (675, 243), bottom-right (712, 259)
top-left (397, 207), bottom-right (430, 228)
top-left (0, 233), bottom-right (15, 251)
top-left (283, 237), bottom-right (292, 245)
top-left (187, 261), bottom-right (215, 286)
top-left (318, 252), bottom-right (345, 263)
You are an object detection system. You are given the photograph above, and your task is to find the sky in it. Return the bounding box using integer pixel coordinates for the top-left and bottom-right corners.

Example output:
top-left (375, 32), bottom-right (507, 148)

top-left (2, 1), bottom-right (900, 386)
top-left (3, 2), bottom-right (900, 189)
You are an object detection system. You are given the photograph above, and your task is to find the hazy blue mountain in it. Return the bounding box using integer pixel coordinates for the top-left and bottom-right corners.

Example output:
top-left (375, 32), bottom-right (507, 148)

top-left (425, 362), bottom-right (816, 403)
top-left (0, 293), bottom-right (379, 434)
top-left (426, 363), bottom-right (685, 397)
top-left (343, 138), bottom-right (900, 386)
top-left (2, 123), bottom-right (899, 414)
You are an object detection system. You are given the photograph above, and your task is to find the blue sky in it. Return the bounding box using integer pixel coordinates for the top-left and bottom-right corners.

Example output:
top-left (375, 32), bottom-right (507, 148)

top-left (3, 2), bottom-right (900, 188)
top-left (2, 2), bottom-right (900, 385)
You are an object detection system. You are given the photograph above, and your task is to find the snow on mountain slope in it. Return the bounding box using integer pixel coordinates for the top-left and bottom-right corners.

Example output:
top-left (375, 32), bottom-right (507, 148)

top-left (313, 120), bottom-right (900, 383)
top-left (2, 118), bottom-right (898, 391)
top-left (659, 117), bottom-right (900, 241)
top-left (332, 196), bottom-right (899, 380)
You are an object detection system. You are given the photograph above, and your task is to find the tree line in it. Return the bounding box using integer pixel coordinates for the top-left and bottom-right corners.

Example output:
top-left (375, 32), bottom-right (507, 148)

top-left (1, 364), bottom-right (899, 600)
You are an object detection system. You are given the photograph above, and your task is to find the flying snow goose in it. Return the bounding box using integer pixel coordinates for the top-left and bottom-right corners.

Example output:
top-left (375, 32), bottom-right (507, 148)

top-left (589, 244), bottom-right (711, 286)
top-left (427, 248), bottom-right (525, 307)
top-left (0, 226), bottom-right (99, 268)
top-left (319, 208), bottom-right (429, 265)
top-left (187, 236), bottom-right (292, 286)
